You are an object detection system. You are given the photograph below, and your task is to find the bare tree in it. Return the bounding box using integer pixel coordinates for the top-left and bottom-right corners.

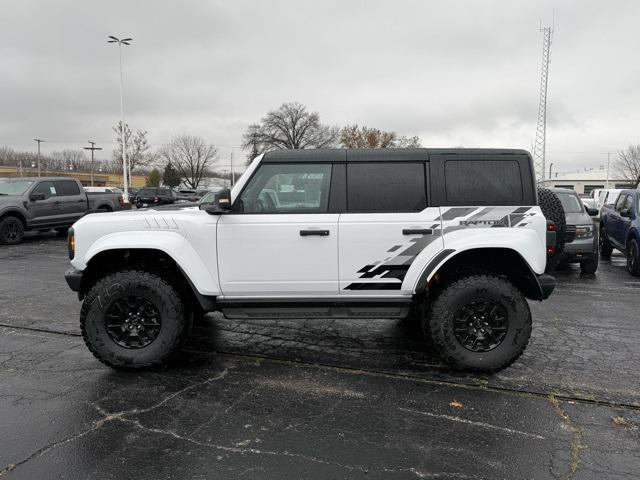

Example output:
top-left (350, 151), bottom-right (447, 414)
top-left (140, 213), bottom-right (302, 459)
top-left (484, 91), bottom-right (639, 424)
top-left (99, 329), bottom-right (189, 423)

top-left (340, 125), bottom-right (422, 149)
top-left (617, 145), bottom-right (640, 187)
top-left (50, 149), bottom-right (87, 171)
top-left (112, 121), bottom-right (155, 173)
top-left (242, 102), bottom-right (339, 156)
top-left (160, 135), bottom-right (217, 189)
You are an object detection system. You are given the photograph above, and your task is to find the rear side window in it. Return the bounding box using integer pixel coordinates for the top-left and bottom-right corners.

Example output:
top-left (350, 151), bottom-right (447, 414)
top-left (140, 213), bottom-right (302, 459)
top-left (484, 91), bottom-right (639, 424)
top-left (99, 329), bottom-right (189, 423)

top-left (445, 160), bottom-right (523, 205)
top-left (347, 162), bottom-right (426, 213)
top-left (55, 180), bottom-right (81, 196)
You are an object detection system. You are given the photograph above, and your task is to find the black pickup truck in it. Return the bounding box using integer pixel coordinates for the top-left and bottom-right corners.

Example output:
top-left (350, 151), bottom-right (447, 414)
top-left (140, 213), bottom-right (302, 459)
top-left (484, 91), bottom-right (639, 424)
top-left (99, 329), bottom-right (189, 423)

top-left (0, 177), bottom-right (125, 244)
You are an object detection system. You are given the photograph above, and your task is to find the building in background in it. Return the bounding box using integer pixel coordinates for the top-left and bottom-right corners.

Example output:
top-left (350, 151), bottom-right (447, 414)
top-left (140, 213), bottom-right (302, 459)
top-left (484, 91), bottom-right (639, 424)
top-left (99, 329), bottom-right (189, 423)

top-left (0, 166), bottom-right (147, 188)
top-left (542, 168), bottom-right (634, 196)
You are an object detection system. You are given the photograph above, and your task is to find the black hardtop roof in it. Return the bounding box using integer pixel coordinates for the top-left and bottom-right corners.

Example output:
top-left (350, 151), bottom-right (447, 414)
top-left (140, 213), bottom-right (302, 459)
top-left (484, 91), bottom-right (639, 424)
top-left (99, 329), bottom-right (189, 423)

top-left (262, 148), bottom-right (530, 163)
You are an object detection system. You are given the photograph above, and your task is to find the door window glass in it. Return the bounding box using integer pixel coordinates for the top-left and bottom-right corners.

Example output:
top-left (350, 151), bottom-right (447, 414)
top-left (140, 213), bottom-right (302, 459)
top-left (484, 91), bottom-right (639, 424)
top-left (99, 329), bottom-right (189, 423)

top-left (346, 162), bottom-right (426, 213)
top-left (615, 194), bottom-right (628, 212)
top-left (32, 181), bottom-right (57, 199)
top-left (55, 180), bottom-right (81, 196)
top-left (239, 163), bottom-right (332, 213)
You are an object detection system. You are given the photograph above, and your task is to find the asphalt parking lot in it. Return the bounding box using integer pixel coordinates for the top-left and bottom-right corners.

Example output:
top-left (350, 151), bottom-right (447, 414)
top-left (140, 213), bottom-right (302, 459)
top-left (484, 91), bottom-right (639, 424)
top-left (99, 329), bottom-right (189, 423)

top-left (1, 232), bottom-right (639, 479)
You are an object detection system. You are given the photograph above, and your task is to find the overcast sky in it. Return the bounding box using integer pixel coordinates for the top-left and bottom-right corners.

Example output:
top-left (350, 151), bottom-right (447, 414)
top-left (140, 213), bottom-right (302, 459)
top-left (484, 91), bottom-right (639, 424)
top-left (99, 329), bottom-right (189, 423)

top-left (1, 0), bottom-right (639, 173)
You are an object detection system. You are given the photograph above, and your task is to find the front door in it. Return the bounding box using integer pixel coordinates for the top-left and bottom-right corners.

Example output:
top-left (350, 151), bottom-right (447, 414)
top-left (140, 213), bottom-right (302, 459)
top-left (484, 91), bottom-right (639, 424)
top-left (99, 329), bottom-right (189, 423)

top-left (338, 159), bottom-right (443, 295)
top-left (610, 194), bottom-right (630, 248)
top-left (28, 181), bottom-right (65, 227)
top-left (217, 162), bottom-right (339, 297)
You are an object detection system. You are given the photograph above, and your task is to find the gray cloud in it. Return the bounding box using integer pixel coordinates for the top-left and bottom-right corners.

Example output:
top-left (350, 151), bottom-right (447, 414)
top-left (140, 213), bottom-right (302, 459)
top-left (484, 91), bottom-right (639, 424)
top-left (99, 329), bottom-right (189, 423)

top-left (1, 0), bottom-right (639, 172)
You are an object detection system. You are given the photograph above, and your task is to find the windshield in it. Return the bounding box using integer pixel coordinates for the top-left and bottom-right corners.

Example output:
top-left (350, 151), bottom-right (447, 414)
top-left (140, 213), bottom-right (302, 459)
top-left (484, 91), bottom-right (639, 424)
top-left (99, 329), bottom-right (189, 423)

top-left (0, 179), bottom-right (35, 195)
top-left (557, 192), bottom-right (584, 213)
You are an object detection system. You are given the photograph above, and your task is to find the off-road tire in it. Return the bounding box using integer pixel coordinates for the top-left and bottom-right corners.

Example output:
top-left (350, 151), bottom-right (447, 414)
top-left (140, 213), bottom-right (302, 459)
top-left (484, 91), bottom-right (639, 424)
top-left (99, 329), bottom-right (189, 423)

top-left (80, 270), bottom-right (190, 369)
top-left (537, 187), bottom-right (566, 273)
top-left (626, 239), bottom-right (640, 277)
top-left (599, 225), bottom-right (613, 259)
top-left (580, 254), bottom-right (598, 274)
top-left (0, 216), bottom-right (25, 245)
top-left (425, 275), bottom-right (532, 373)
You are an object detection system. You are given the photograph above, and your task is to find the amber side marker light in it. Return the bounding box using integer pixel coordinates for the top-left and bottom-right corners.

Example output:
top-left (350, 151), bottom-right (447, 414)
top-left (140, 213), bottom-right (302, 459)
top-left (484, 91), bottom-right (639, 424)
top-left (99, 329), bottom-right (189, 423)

top-left (68, 228), bottom-right (75, 260)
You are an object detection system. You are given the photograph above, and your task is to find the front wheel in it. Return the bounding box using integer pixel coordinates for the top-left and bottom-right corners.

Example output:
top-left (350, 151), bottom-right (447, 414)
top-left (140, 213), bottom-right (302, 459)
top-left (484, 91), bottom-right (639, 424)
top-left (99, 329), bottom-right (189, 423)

top-left (599, 226), bottom-right (613, 259)
top-left (627, 239), bottom-right (640, 277)
top-left (0, 216), bottom-right (25, 244)
top-left (580, 253), bottom-right (599, 274)
top-left (80, 270), bottom-right (190, 369)
top-left (425, 275), bottom-right (532, 372)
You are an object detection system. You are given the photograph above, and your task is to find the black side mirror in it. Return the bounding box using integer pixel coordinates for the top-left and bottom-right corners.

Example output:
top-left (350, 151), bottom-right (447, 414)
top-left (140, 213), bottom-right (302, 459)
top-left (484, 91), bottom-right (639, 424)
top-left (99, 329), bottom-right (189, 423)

top-left (586, 207), bottom-right (598, 216)
top-left (200, 188), bottom-right (232, 215)
top-left (620, 208), bottom-right (631, 218)
top-left (30, 193), bottom-right (45, 201)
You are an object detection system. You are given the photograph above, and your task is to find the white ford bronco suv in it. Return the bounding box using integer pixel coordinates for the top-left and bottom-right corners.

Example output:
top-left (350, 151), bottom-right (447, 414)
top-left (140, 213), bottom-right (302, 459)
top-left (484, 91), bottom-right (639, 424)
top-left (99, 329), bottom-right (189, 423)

top-left (65, 148), bottom-right (555, 372)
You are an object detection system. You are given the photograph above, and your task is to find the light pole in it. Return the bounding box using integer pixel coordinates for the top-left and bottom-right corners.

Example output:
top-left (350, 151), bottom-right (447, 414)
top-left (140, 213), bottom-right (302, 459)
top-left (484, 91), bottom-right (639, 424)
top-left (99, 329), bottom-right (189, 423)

top-left (84, 141), bottom-right (102, 186)
top-left (108, 35), bottom-right (132, 203)
top-left (34, 139), bottom-right (44, 177)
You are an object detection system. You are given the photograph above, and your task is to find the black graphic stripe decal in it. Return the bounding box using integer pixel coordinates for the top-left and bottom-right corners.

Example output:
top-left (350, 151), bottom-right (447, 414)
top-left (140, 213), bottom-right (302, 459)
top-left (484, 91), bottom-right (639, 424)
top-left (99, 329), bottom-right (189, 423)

top-left (344, 282), bottom-right (402, 290)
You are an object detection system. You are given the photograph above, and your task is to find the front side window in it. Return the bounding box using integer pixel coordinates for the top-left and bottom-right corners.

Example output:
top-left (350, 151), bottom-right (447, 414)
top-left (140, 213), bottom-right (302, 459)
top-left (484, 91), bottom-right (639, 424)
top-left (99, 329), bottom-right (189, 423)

top-left (32, 181), bottom-right (57, 199)
top-left (347, 162), bottom-right (426, 213)
top-left (239, 163), bottom-right (332, 214)
top-left (615, 194), bottom-right (628, 212)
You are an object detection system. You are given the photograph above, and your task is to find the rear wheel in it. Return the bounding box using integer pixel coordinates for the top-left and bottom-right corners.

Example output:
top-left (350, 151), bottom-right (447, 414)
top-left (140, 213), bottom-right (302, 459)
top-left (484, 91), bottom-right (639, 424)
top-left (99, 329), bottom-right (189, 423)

top-left (0, 216), bottom-right (25, 245)
top-left (599, 225), bottom-right (613, 259)
top-left (580, 254), bottom-right (598, 274)
top-left (80, 270), bottom-right (191, 369)
top-left (626, 239), bottom-right (640, 277)
top-left (425, 275), bottom-right (531, 372)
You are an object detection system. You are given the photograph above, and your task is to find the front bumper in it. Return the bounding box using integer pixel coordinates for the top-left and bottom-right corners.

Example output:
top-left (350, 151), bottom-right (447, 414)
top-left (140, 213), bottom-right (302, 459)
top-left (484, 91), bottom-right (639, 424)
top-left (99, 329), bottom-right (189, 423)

top-left (537, 273), bottom-right (556, 300)
top-left (65, 267), bottom-right (83, 292)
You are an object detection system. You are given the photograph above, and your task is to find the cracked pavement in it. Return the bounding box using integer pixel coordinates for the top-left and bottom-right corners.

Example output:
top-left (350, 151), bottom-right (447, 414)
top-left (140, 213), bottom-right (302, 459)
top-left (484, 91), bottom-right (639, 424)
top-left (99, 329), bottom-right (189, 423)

top-left (0, 232), bottom-right (639, 479)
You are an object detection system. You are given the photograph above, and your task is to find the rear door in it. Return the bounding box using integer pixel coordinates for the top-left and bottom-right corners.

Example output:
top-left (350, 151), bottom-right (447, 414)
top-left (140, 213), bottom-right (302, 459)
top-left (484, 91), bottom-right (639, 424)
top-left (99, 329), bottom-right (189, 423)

top-left (54, 180), bottom-right (86, 222)
top-left (217, 162), bottom-right (339, 297)
top-left (338, 153), bottom-right (442, 295)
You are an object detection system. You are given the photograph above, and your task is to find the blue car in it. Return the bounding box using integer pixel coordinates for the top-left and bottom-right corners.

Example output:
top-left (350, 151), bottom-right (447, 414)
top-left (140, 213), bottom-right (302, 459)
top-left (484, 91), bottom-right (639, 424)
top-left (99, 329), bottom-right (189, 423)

top-left (599, 189), bottom-right (640, 275)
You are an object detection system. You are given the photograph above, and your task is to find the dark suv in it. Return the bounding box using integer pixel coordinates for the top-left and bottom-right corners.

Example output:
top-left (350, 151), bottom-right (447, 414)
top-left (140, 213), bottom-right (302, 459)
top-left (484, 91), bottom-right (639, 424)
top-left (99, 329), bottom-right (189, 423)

top-left (135, 188), bottom-right (178, 208)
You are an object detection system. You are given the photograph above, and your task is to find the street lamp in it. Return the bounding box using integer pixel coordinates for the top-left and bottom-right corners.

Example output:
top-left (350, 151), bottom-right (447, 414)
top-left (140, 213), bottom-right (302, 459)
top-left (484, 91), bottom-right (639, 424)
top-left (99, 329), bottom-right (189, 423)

top-left (108, 35), bottom-right (132, 203)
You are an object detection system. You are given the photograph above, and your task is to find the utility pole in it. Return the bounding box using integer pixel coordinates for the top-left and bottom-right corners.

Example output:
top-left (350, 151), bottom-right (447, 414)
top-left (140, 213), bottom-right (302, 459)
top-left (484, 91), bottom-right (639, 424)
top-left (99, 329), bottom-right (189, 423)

top-left (108, 35), bottom-right (132, 203)
top-left (533, 23), bottom-right (553, 186)
top-left (605, 152), bottom-right (611, 189)
top-left (84, 141), bottom-right (102, 186)
top-left (34, 139), bottom-right (44, 177)
top-left (230, 151), bottom-right (235, 186)
top-left (548, 163), bottom-right (554, 181)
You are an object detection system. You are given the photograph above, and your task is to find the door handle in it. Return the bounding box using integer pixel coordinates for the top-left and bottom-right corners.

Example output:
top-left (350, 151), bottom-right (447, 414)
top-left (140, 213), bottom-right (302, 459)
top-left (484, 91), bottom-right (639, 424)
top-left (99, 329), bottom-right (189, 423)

top-left (53, 201), bottom-right (62, 205)
top-left (300, 229), bottom-right (330, 236)
top-left (403, 228), bottom-right (433, 235)
top-left (77, 199), bottom-right (85, 203)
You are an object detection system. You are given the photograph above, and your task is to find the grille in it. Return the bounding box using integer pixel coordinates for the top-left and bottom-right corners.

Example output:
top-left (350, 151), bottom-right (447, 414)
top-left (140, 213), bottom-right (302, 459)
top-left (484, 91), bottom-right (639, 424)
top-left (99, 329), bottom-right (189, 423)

top-left (565, 225), bottom-right (576, 243)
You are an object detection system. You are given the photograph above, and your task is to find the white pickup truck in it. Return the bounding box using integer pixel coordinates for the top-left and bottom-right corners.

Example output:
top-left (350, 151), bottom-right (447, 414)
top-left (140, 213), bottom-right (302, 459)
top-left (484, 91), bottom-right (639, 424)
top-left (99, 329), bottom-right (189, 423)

top-left (65, 148), bottom-right (555, 372)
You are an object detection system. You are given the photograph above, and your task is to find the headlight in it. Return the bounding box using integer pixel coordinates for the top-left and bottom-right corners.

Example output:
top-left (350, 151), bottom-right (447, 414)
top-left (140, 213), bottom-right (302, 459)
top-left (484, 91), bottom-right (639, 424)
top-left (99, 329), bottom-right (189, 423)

top-left (575, 224), bottom-right (594, 239)
top-left (68, 227), bottom-right (75, 260)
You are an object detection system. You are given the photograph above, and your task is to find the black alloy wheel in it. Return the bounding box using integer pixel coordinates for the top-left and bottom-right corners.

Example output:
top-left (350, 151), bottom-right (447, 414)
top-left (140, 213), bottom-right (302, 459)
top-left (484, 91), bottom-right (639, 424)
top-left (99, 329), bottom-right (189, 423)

top-left (105, 295), bottom-right (162, 349)
top-left (453, 300), bottom-right (508, 353)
